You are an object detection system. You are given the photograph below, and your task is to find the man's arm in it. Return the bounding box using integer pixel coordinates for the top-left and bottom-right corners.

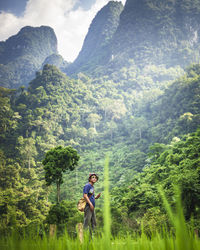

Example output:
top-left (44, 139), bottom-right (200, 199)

top-left (83, 193), bottom-right (94, 211)
top-left (95, 193), bottom-right (101, 199)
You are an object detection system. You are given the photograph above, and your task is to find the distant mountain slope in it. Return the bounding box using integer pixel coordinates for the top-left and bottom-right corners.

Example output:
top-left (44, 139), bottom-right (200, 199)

top-left (67, 0), bottom-right (200, 77)
top-left (42, 53), bottom-right (69, 72)
top-left (0, 26), bottom-right (58, 89)
top-left (66, 1), bottom-right (123, 75)
top-left (148, 64), bottom-right (200, 142)
top-left (111, 0), bottom-right (200, 67)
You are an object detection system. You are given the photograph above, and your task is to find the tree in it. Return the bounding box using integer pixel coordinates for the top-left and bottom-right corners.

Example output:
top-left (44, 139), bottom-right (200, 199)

top-left (100, 98), bottom-right (127, 121)
top-left (42, 146), bottom-right (80, 203)
top-left (87, 113), bottom-right (101, 130)
top-left (17, 136), bottom-right (37, 169)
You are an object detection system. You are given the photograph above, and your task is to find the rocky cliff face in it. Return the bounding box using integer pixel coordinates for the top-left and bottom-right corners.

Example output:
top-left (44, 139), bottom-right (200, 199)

top-left (66, 1), bottom-right (124, 75)
top-left (0, 26), bottom-right (58, 88)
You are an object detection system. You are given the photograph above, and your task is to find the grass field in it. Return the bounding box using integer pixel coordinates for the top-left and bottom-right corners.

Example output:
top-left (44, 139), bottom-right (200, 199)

top-left (1, 158), bottom-right (199, 250)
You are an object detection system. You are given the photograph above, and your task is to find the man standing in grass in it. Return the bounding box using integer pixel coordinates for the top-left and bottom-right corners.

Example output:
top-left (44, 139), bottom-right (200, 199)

top-left (83, 173), bottom-right (101, 233)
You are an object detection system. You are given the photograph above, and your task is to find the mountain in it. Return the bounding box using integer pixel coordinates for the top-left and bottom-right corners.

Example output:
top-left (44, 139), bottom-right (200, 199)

top-left (67, 0), bottom-right (200, 77)
top-left (111, 0), bottom-right (200, 67)
top-left (0, 26), bottom-right (58, 89)
top-left (2, 0), bottom-right (199, 86)
top-left (42, 53), bottom-right (70, 71)
top-left (66, 1), bottom-right (124, 75)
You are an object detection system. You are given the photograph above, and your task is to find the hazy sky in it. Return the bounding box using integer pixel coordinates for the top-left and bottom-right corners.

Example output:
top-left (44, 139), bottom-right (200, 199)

top-left (0, 0), bottom-right (126, 62)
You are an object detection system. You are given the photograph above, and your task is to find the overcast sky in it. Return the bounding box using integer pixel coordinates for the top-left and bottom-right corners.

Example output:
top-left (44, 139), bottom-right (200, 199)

top-left (0, 0), bottom-right (126, 62)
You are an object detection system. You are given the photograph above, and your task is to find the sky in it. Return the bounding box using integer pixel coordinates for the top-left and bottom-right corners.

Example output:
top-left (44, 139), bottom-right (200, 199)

top-left (0, 0), bottom-right (126, 62)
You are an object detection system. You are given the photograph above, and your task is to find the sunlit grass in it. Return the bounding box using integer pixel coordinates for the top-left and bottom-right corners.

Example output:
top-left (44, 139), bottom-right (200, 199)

top-left (1, 160), bottom-right (200, 250)
top-left (1, 230), bottom-right (199, 250)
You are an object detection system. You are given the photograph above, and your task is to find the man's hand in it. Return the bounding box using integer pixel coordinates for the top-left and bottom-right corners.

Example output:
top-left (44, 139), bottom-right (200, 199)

top-left (95, 193), bottom-right (101, 199)
top-left (84, 193), bottom-right (94, 210)
top-left (90, 203), bottom-right (94, 212)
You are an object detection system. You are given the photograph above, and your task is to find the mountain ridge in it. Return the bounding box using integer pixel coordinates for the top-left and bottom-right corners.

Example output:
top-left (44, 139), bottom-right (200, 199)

top-left (0, 26), bottom-right (58, 89)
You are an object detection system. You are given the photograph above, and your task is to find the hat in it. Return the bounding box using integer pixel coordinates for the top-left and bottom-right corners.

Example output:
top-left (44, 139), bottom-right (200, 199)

top-left (88, 173), bottom-right (99, 181)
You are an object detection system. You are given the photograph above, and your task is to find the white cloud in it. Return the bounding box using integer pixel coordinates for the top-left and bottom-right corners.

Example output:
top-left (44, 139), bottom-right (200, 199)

top-left (0, 0), bottom-right (126, 62)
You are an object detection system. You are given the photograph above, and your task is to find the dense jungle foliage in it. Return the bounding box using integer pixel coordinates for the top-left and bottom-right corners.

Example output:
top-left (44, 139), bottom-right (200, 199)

top-left (0, 62), bottom-right (200, 235)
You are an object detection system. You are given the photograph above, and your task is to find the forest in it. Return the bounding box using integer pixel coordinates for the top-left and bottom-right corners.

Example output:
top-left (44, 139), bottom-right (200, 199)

top-left (0, 62), bottom-right (200, 239)
top-left (0, 0), bottom-right (200, 249)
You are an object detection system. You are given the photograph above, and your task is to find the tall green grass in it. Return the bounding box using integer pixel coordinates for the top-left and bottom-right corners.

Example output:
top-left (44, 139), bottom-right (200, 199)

top-left (103, 155), bottom-right (111, 248)
top-left (1, 161), bottom-right (200, 250)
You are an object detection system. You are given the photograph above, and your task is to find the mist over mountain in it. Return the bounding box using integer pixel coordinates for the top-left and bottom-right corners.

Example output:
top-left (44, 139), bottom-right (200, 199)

top-left (0, 26), bottom-right (58, 89)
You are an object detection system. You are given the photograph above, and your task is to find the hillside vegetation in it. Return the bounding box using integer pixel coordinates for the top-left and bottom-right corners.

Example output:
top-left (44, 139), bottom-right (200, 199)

top-left (0, 62), bottom-right (200, 234)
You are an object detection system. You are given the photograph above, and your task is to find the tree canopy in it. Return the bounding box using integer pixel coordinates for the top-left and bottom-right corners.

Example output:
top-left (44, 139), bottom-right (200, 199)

top-left (42, 146), bottom-right (80, 203)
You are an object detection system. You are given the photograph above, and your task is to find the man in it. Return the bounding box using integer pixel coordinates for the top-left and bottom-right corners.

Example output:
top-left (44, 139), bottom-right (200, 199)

top-left (83, 173), bottom-right (101, 232)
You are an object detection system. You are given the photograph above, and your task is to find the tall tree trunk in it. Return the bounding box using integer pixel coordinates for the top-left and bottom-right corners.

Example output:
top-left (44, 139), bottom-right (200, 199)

top-left (49, 224), bottom-right (57, 237)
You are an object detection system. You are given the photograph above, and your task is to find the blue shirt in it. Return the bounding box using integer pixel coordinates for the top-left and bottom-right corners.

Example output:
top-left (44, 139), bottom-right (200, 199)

top-left (83, 183), bottom-right (95, 207)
